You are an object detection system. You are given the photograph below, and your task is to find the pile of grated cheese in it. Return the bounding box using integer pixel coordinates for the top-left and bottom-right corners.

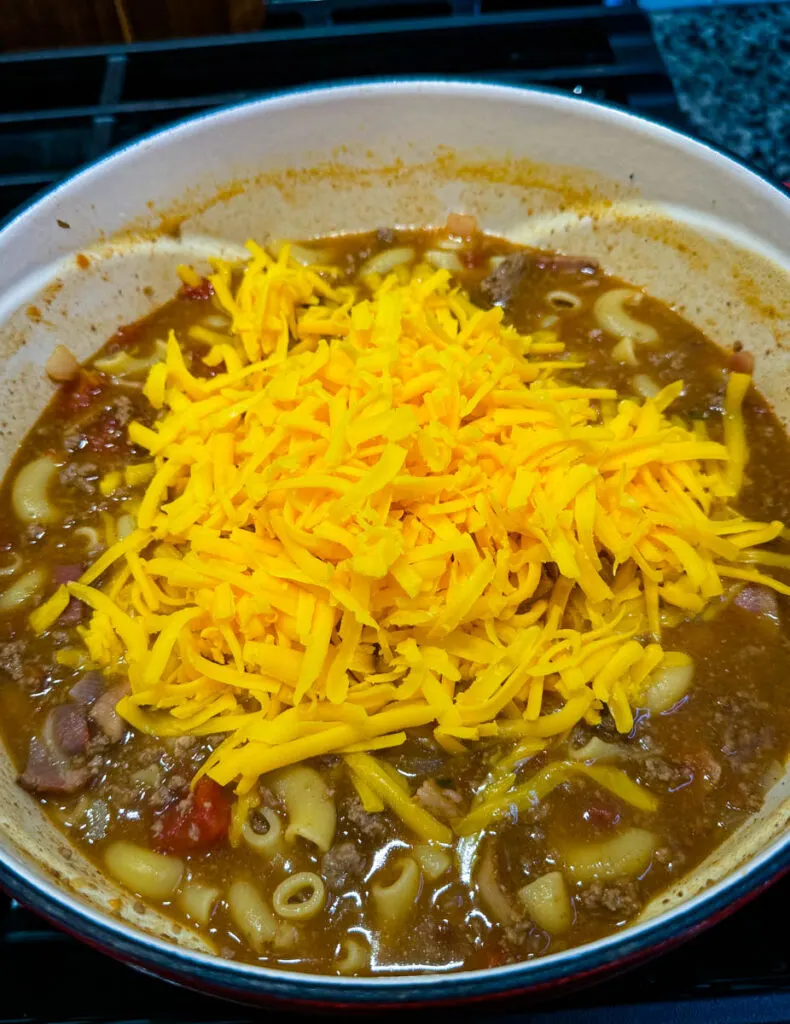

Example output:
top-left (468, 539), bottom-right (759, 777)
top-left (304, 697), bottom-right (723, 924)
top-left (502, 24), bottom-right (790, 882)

top-left (33, 241), bottom-right (790, 799)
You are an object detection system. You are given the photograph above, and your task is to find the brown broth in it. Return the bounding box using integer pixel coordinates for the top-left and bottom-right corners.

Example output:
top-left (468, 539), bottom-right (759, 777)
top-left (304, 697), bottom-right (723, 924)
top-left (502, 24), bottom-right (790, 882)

top-left (1, 228), bottom-right (789, 975)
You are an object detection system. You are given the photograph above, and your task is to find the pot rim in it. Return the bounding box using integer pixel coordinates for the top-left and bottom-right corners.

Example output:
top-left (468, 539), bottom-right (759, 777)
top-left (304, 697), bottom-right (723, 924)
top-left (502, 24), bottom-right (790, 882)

top-left (2, 78), bottom-right (790, 1003)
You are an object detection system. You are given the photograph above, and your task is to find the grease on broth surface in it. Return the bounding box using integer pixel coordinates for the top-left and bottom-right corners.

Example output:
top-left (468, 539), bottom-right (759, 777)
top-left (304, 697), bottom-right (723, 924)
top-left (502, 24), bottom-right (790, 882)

top-left (1, 227), bottom-right (790, 975)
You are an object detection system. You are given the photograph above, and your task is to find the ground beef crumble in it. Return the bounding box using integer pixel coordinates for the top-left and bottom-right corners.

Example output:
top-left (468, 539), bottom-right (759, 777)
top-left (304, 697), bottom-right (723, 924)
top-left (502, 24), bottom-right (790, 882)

top-left (578, 880), bottom-right (641, 919)
top-left (59, 461), bottom-right (99, 494)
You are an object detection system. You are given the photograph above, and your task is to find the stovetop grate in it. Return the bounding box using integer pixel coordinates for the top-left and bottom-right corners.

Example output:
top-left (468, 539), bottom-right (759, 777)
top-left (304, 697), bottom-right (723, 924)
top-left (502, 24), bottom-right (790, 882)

top-left (0, 0), bottom-right (681, 222)
top-left (2, 4), bottom-right (787, 1022)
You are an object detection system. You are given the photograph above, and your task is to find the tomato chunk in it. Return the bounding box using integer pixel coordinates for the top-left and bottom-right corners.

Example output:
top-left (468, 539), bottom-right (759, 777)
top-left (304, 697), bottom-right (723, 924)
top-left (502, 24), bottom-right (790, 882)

top-left (154, 777), bottom-right (231, 853)
top-left (179, 277), bottom-right (214, 301)
top-left (61, 369), bottom-right (106, 413)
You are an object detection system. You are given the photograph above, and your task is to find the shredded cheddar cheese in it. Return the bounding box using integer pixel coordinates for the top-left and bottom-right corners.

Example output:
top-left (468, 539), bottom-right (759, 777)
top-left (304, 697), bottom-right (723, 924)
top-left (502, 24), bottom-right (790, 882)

top-left (32, 242), bottom-right (790, 810)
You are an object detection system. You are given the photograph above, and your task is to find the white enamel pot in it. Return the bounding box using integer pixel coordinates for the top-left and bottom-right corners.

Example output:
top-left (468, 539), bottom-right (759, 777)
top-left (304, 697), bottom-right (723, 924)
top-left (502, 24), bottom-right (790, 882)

top-left (1, 81), bottom-right (790, 1006)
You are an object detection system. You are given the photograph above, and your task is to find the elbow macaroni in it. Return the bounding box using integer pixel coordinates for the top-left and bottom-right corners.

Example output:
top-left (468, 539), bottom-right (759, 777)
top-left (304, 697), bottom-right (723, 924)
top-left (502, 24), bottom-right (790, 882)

top-left (561, 828), bottom-right (657, 883)
top-left (0, 568), bottom-right (45, 611)
top-left (241, 807), bottom-right (285, 856)
top-left (594, 288), bottom-right (659, 344)
top-left (336, 936), bottom-right (370, 975)
top-left (272, 872), bottom-right (326, 921)
top-left (12, 455), bottom-right (58, 524)
top-left (272, 764), bottom-right (336, 853)
top-left (228, 879), bottom-right (277, 952)
top-left (371, 856), bottom-right (421, 929)
top-left (104, 841), bottom-right (183, 900)
top-left (178, 882), bottom-right (221, 926)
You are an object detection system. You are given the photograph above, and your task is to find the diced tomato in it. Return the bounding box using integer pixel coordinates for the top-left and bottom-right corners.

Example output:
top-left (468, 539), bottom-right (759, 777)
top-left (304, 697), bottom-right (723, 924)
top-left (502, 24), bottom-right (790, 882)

top-left (179, 277), bottom-right (214, 301)
top-left (111, 323), bottom-right (142, 348)
top-left (481, 945), bottom-right (508, 969)
top-left (682, 744), bottom-right (723, 787)
top-left (61, 369), bottom-right (106, 412)
top-left (445, 212), bottom-right (478, 240)
top-left (728, 347), bottom-right (755, 375)
top-left (84, 414), bottom-right (123, 453)
top-left (583, 799), bottom-right (621, 833)
top-left (154, 778), bottom-right (231, 853)
top-left (460, 248), bottom-right (484, 270)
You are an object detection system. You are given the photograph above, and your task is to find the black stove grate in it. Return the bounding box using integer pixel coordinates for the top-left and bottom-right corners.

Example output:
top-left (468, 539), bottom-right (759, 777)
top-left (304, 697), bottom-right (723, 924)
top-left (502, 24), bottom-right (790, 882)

top-left (0, 0), bottom-right (682, 222)
top-left (3, 4), bottom-right (786, 1022)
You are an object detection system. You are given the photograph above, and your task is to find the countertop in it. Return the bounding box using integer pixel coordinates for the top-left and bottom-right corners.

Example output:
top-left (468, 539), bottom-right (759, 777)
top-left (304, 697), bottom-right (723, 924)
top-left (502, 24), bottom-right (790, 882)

top-left (652, 2), bottom-right (790, 181)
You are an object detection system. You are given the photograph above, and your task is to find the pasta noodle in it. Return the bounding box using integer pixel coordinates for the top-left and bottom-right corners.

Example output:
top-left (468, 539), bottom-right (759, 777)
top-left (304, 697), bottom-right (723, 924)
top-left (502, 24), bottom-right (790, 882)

top-left (476, 844), bottom-right (515, 925)
top-left (94, 345), bottom-right (166, 379)
top-left (594, 288), bottom-right (659, 344)
top-left (359, 247), bottom-right (415, 277)
top-left (547, 290), bottom-right (582, 310)
top-left (272, 872), bottom-right (326, 920)
top-left (0, 568), bottom-right (45, 611)
top-left (561, 828), bottom-right (657, 883)
top-left (371, 857), bottom-right (421, 929)
top-left (568, 737), bottom-right (622, 762)
top-left (12, 455), bottom-right (57, 524)
top-left (0, 553), bottom-right (21, 577)
top-left (424, 250), bottom-right (463, 272)
top-left (272, 764), bottom-right (336, 853)
top-left (104, 841), bottom-right (183, 899)
top-left (336, 936), bottom-right (370, 975)
top-left (632, 374), bottom-right (661, 400)
top-left (178, 882), bottom-right (220, 925)
top-left (228, 879), bottom-right (277, 952)
top-left (266, 239), bottom-right (330, 266)
top-left (611, 336), bottom-right (638, 366)
top-left (518, 872), bottom-right (572, 935)
top-left (73, 525), bottom-right (102, 550)
top-left (644, 653), bottom-right (694, 713)
top-left (241, 807), bottom-right (284, 856)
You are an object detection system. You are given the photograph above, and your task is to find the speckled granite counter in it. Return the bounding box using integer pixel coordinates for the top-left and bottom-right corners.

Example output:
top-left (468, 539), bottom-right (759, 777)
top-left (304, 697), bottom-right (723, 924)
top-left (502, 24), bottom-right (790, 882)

top-left (652, 3), bottom-right (790, 180)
